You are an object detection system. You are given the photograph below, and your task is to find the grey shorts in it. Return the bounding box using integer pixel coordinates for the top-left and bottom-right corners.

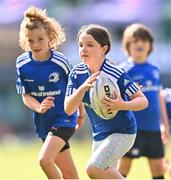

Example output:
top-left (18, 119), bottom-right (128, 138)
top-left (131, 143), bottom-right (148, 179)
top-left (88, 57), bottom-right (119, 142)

top-left (87, 133), bottom-right (136, 170)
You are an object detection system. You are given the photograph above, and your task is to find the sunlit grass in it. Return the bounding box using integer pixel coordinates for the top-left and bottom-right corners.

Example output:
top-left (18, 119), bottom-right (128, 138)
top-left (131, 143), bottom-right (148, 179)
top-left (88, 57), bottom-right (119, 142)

top-left (0, 136), bottom-right (171, 179)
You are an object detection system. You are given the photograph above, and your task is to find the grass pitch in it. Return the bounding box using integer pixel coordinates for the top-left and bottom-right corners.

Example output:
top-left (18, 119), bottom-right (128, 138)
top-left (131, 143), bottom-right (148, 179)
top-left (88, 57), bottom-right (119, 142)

top-left (0, 137), bottom-right (171, 179)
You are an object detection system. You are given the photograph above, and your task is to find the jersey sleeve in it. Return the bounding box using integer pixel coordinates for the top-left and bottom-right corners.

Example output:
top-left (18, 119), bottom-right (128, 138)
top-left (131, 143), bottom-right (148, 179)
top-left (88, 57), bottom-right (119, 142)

top-left (118, 72), bottom-right (140, 97)
top-left (51, 50), bottom-right (73, 76)
top-left (64, 57), bottom-right (73, 75)
top-left (16, 64), bottom-right (31, 94)
top-left (65, 69), bottom-right (79, 96)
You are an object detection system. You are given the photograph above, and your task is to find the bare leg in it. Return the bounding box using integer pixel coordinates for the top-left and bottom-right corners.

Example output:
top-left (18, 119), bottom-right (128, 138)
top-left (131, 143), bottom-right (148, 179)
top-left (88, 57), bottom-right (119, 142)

top-left (87, 165), bottom-right (125, 179)
top-left (38, 135), bottom-right (65, 179)
top-left (118, 157), bottom-right (133, 177)
top-left (55, 149), bottom-right (79, 179)
top-left (148, 158), bottom-right (165, 177)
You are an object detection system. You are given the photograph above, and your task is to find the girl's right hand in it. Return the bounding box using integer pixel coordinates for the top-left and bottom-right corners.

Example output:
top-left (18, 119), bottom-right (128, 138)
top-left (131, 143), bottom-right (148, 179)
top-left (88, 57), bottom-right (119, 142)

top-left (38, 96), bottom-right (55, 114)
top-left (81, 71), bottom-right (100, 92)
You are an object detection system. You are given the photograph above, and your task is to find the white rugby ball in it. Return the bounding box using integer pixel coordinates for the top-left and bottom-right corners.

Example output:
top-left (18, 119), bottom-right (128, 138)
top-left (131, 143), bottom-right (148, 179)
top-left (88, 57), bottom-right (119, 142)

top-left (89, 71), bottom-right (120, 120)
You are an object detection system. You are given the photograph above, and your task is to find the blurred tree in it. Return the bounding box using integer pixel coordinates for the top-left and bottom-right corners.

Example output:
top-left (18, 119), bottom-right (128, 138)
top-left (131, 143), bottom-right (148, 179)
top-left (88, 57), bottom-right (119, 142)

top-left (160, 1), bottom-right (171, 41)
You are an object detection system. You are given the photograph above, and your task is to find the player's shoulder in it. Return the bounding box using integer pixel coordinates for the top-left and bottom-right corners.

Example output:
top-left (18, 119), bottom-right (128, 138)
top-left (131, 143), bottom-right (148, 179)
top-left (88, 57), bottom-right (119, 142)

top-left (72, 63), bottom-right (88, 73)
top-left (103, 59), bottom-right (125, 79)
top-left (16, 51), bottom-right (31, 68)
top-left (51, 49), bottom-right (73, 72)
top-left (51, 49), bottom-right (72, 64)
top-left (146, 62), bottom-right (160, 71)
top-left (51, 49), bottom-right (69, 61)
top-left (68, 63), bottom-right (89, 79)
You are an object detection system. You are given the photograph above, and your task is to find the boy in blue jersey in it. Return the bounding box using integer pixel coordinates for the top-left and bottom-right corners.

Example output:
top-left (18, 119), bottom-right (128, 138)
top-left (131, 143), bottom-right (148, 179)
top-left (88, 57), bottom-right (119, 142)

top-left (64, 24), bottom-right (148, 179)
top-left (16, 6), bottom-right (85, 179)
top-left (118, 23), bottom-right (169, 179)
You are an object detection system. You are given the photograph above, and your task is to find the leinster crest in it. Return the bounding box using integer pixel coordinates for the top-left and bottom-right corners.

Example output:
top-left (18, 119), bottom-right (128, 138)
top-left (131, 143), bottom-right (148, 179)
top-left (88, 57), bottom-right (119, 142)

top-left (49, 72), bottom-right (59, 83)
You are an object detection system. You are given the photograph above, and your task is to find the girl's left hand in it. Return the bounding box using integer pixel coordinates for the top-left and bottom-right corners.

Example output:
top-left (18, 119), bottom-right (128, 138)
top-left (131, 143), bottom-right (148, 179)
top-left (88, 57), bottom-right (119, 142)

top-left (101, 90), bottom-right (125, 111)
top-left (80, 71), bottom-right (100, 92)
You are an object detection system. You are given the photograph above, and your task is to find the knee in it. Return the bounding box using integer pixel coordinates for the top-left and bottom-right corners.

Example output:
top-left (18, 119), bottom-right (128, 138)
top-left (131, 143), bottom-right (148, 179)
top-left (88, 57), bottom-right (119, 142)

top-left (38, 154), bottom-right (53, 169)
top-left (86, 165), bottom-right (96, 178)
top-left (62, 172), bottom-right (72, 179)
top-left (62, 171), bottom-right (78, 179)
top-left (60, 166), bottom-right (79, 179)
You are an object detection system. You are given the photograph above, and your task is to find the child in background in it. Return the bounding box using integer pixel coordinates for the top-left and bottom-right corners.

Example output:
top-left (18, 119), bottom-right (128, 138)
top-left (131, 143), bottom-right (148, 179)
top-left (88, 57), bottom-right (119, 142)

top-left (118, 23), bottom-right (169, 179)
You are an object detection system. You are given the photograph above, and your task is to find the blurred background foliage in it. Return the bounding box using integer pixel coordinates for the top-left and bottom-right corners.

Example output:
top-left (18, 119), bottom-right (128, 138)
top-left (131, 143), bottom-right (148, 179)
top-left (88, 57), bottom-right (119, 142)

top-left (0, 0), bottom-right (171, 149)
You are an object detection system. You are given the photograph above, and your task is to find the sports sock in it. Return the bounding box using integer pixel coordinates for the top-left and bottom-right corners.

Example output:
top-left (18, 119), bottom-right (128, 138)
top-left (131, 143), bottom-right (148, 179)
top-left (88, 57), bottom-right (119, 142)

top-left (152, 175), bottom-right (164, 179)
top-left (120, 173), bottom-right (127, 178)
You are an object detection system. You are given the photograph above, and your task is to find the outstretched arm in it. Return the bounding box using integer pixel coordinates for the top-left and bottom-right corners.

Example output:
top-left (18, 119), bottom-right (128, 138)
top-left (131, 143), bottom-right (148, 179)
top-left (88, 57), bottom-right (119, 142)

top-left (64, 85), bottom-right (87, 116)
top-left (64, 71), bottom-right (100, 115)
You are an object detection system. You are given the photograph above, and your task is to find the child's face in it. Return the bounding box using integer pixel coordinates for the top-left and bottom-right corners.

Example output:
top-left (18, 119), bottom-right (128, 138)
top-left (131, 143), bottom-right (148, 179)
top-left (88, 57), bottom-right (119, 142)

top-left (78, 32), bottom-right (107, 65)
top-left (128, 38), bottom-right (151, 62)
top-left (27, 27), bottom-right (51, 60)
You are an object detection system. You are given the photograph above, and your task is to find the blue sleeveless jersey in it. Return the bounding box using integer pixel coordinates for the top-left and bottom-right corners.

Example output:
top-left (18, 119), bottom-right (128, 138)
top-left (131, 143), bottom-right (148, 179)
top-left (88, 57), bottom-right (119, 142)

top-left (16, 49), bottom-right (77, 139)
top-left (120, 60), bottom-right (161, 131)
top-left (66, 59), bottom-right (139, 141)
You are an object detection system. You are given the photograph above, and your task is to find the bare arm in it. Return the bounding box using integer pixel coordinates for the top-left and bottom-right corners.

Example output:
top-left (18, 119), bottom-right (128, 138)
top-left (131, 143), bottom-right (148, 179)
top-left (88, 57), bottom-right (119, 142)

top-left (123, 90), bottom-right (148, 111)
top-left (76, 103), bottom-right (86, 130)
top-left (160, 90), bottom-right (169, 145)
top-left (64, 71), bottom-right (100, 115)
top-left (102, 90), bottom-right (148, 111)
top-left (64, 85), bottom-right (87, 115)
top-left (22, 94), bottom-right (55, 114)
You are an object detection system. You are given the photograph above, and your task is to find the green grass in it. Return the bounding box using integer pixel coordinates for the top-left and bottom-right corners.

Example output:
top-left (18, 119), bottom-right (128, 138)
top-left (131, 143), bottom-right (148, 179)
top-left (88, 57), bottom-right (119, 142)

top-left (0, 137), bottom-right (171, 179)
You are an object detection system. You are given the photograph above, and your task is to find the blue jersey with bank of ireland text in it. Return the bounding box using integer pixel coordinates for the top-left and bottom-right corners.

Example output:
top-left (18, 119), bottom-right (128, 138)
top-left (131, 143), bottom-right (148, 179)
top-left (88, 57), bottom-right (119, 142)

top-left (16, 49), bottom-right (77, 139)
top-left (120, 60), bottom-right (161, 131)
top-left (66, 58), bottom-right (139, 141)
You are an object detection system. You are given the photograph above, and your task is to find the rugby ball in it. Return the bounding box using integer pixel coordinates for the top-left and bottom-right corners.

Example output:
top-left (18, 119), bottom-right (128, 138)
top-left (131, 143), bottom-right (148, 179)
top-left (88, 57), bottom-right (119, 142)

top-left (89, 71), bottom-right (120, 120)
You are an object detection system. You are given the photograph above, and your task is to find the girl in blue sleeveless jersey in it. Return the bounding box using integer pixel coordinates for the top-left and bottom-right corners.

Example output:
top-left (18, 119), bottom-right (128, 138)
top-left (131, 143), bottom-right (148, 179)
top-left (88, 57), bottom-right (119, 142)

top-left (118, 23), bottom-right (169, 179)
top-left (16, 6), bottom-right (85, 179)
top-left (64, 24), bottom-right (148, 179)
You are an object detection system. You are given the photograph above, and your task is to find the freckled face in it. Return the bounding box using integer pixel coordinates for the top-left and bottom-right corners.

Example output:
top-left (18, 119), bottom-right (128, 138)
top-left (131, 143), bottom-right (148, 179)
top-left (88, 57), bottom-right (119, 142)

top-left (27, 28), bottom-right (51, 60)
top-left (78, 32), bottom-right (107, 66)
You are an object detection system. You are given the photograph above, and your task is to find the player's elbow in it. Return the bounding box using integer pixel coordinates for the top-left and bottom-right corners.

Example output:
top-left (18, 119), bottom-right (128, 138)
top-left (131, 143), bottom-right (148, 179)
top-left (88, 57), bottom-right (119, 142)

top-left (140, 96), bottom-right (149, 110)
top-left (65, 109), bottom-right (73, 116)
top-left (145, 96), bottom-right (149, 108)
